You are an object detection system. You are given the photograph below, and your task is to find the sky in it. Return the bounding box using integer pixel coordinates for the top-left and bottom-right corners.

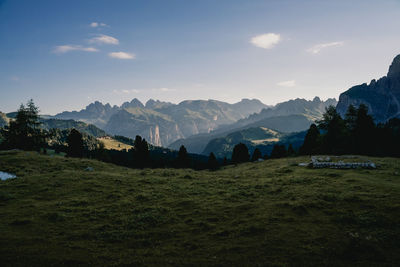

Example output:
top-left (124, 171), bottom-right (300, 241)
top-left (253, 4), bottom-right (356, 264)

top-left (1, 0), bottom-right (400, 114)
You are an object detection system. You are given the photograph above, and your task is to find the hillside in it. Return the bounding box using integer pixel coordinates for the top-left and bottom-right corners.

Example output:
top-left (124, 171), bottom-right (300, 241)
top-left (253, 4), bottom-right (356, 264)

top-left (0, 112), bottom-right (9, 127)
top-left (41, 119), bottom-right (107, 137)
top-left (202, 127), bottom-right (306, 158)
top-left (169, 98), bottom-right (336, 154)
top-left (97, 137), bottom-right (133, 151)
top-left (337, 54), bottom-right (400, 122)
top-left (0, 151), bottom-right (399, 265)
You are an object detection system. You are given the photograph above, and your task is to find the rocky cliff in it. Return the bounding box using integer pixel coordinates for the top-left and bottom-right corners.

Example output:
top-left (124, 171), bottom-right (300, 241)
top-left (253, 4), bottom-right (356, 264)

top-left (336, 54), bottom-right (400, 122)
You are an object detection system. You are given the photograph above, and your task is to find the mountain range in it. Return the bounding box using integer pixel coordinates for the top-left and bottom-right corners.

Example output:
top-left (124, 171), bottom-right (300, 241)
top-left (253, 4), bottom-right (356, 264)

top-left (169, 97), bottom-right (336, 154)
top-left (337, 54), bottom-right (400, 122)
top-left (54, 98), bottom-right (268, 146)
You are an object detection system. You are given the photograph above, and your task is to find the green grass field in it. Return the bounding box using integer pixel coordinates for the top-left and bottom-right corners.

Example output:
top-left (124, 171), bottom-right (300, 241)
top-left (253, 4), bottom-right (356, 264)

top-left (97, 137), bottom-right (133, 151)
top-left (0, 151), bottom-right (399, 266)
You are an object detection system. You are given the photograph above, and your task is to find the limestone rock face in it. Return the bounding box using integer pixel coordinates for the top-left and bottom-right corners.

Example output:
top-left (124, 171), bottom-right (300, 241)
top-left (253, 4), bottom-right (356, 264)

top-left (336, 54), bottom-right (400, 122)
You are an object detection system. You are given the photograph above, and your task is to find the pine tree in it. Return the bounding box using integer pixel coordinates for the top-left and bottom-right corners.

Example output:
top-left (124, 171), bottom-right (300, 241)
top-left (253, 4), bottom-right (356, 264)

top-left (270, 144), bottom-right (287, 158)
top-left (207, 152), bottom-right (219, 170)
top-left (287, 144), bottom-right (295, 156)
top-left (133, 135), bottom-right (150, 168)
top-left (354, 104), bottom-right (375, 155)
top-left (177, 145), bottom-right (190, 168)
top-left (231, 143), bottom-right (249, 164)
top-left (251, 148), bottom-right (262, 161)
top-left (344, 104), bottom-right (358, 153)
top-left (317, 106), bottom-right (346, 154)
top-left (2, 99), bottom-right (45, 151)
top-left (299, 124), bottom-right (320, 155)
top-left (67, 129), bottom-right (84, 157)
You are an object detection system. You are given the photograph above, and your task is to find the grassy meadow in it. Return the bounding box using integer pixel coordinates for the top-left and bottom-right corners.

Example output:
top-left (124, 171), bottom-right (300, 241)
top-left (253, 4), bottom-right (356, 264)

top-left (97, 137), bottom-right (133, 151)
top-left (0, 150), bottom-right (399, 266)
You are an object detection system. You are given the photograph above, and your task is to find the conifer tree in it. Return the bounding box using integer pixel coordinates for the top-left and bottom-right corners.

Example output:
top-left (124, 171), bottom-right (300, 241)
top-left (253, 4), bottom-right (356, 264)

top-left (207, 152), bottom-right (219, 170)
top-left (299, 124), bottom-right (320, 155)
top-left (270, 144), bottom-right (286, 158)
top-left (231, 143), bottom-right (249, 164)
top-left (67, 129), bottom-right (84, 157)
top-left (177, 145), bottom-right (190, 168)
top-left (2, 99), bottom-right (45, 151)
top-left (317, 106), bottom-right (346, 154)
top-left (251, 148), bottom-right (262, 161)
top-left (287, 144), bottom-right (295, 156)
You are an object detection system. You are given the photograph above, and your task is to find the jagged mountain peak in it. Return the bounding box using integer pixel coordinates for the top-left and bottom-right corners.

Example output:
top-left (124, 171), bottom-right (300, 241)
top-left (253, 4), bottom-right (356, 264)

top-left (336, 54), bottom-right (400, 122)
top-left (121, 98), bottom-right (144, 109)
top-left (388, 54), bottom-right (400, 78)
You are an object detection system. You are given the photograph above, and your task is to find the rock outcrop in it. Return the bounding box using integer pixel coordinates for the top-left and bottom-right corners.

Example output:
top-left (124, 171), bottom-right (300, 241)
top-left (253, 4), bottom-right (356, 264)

top-left (336, 54), bottom-right (400, 122)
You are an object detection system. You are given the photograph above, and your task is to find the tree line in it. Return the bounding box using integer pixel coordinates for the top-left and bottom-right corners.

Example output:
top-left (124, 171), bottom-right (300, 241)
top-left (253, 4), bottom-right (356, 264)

top-left (2, 100), bottom-right (399, 172)
top-left (0, 100), bottom-right (218, 170)
top-left (299, 104), bottom-right (400, 157)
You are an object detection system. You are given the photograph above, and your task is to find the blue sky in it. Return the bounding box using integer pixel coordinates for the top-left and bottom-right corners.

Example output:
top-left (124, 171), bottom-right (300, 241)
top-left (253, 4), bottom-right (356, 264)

top-left (1, 0), bottom-right (400, 114)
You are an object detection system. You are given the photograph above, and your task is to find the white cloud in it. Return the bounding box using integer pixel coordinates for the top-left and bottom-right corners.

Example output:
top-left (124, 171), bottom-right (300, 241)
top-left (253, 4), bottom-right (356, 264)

top-left (122, 89), bottom-right (140, 94)
top-left (90, 22), bottom-right (108, 28)
top-left (307, 41), bottom-right (344, 54)
top-left (250, 33), bottom-right (281, 49)
top-left (53, 45), bottom-right (99, 54)
top-left (113, 89), bottom-right (141, 95)
top-left (108, 51), bottom-right (135, 59)
top-left (277, 80), bottom-right (296, 87)
top-left (159, 87), bottom-right (176, 92)
top-left (89, 34), bottom-right (119, 45)
top-left (10, 75), bottom-right (20, 81)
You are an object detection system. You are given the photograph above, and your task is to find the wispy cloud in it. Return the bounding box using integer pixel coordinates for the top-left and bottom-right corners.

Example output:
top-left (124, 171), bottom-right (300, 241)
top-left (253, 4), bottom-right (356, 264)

top-left (277, 80), bottom-right (296, 87)
top-left (90, 22), bottom-right (107, 28)
top-left (250, 33), bottom-right (281, 49)
top-left (112, 89), bottom-right (141, 95)
top-left (53, 45), bottom-right (99, 54)
top-left (108, 51), bottom-right (135, 59)
top-left (10, 75), bottom-right (20, 81)
top-left (159, 87), bottom-right (176, 92)
top-left (307, 41), bottom-right (344, 54)
top-left (89, 34), bottom-right (119, 45)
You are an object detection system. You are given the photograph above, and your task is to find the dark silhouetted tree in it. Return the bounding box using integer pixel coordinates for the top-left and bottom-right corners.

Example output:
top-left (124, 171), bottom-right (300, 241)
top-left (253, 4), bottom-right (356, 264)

top-left (177, 145), bottom-right (190, 168)
top-left (133, 135), bottom-right (150, 168)
top-left (67, 129), bottom-right (84, 157)
top-left (231, 143), bottom-right (249, 164)
top-left (287, 144), bottom-right (295, 156)
top-left (207, 152), bottom-right (219, 170)
top-left (270, 144), bottom-right (287, 158)
top-left (317, 106), bottom-right (346, 154)
top-left (353, 104), bottom-right (375, 155)
top-left (299, 124), bottom-right (320, 155)
top-left (251, 148), bottom-right (262, 161)
top-left (344, 104), bottom-right (358, 153)
top-left (2, 99), bottom-right (45, 151)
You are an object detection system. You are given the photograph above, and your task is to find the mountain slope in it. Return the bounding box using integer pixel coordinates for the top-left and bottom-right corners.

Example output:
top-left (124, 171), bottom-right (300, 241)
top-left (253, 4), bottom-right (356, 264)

top-left (41, 119), bottom-right (107, 137)
top-left (202, 127), bottom-right (306, 158)
top-left (104, 108), bottom-right (182, 146)
top-left (55, 101), bottom-right (120, 128)
top-left (169, 97), bottom-right (335, 154)
top-left (336, 54), bottom-right (400, 122)
top-left (55, 98), bottom-right (268, 146)
top-left (0, 112), bottom-right (9, 127)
